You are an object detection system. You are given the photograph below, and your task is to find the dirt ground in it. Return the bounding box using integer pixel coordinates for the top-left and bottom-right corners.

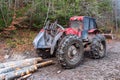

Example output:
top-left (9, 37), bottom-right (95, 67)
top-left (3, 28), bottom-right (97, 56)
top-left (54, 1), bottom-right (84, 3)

top-left (0, 40), bottom-right (120, 80)
top-left (26, 41), bottom-right (120, 80)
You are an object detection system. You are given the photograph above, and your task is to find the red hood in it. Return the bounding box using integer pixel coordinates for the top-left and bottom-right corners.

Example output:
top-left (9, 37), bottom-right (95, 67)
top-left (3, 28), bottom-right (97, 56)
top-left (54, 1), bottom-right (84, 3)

top-left (65, 28), bottom-right (81, 37)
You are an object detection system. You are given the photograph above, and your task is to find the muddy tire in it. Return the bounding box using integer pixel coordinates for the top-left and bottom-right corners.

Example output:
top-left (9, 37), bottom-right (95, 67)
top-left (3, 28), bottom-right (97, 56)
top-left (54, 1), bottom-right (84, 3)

top-left (36, 49), bottom-right (52, 59)
top-left (90, 34), bottom-right (106, 59)
top-left (57, 35), bottom-right (84, 69)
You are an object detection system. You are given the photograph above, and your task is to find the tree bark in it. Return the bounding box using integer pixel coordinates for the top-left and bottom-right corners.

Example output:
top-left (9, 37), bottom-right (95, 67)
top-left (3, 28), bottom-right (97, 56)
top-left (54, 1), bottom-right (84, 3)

top-left (17, 73), bottom-right (32, 80)
top-left (0, 60), bottom-right (53, 80)
top-left (0, 57), bottom-right (42, 69)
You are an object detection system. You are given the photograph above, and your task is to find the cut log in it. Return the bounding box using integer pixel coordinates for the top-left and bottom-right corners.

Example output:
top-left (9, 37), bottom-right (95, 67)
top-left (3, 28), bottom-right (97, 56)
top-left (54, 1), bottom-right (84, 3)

top-left (0, 74), bottom-right (5, 80)
top-left (17, 74), bottom-right (32, 80)
top-left (0, 57), bottom-right (42, 69)
top-left (102, 30), bottom-right (115, 40)
top-left (36, 60), bottom-right (53, 68)
top-left (0, 60), bottom-right (53, 80)
top-left (0, 64), bottom-right (33, 74)
top-left (103, 34), bottom-right (114, 39)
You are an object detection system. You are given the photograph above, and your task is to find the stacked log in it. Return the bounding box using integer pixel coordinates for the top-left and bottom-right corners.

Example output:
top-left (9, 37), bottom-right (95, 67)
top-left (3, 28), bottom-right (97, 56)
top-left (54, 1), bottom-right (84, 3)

top-left (0, 57), bottom-right (42, 69)
top-left (102, 33), bottom-right (115, 39)
top-left (102, 30), bottom-right (115, 40)
top-left (0, 58), bottom-right (42, 74)
top-left (0, 57), bottom-right (54, 80)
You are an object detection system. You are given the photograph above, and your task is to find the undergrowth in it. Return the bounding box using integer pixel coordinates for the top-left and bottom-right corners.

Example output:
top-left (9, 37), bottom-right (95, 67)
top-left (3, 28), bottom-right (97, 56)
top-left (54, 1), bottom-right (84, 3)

top-left (0, 29), bottom-right (38, 52)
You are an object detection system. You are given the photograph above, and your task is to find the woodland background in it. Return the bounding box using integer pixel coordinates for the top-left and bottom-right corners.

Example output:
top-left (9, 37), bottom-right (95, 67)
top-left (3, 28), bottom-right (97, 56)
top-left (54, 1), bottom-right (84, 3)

top-left (0, 0), bottom-right (120, 52)
top-left (0, 0), bottom-right (116, 30)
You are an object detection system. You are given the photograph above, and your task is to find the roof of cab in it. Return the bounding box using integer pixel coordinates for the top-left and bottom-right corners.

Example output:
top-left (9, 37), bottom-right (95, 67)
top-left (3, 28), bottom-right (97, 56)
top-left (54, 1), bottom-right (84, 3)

top-left (70, 16), bottom-right (95, 21)
top-left (70, 16), bottom-right (84, 21)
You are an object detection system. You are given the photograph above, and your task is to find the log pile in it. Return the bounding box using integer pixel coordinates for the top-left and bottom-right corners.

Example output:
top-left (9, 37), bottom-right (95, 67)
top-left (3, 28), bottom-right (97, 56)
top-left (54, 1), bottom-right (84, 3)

top-left (0, 57), bottom-right (54, 80)
top-left (102, 30), bottom-right (115, 40)
top-left (102, 33), bottom-right (115, 39)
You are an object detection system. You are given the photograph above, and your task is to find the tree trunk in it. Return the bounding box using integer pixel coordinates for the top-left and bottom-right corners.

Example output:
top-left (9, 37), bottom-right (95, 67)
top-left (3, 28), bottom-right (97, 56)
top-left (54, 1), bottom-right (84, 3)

top-left (0, 60), bottom-right (53, 80)
top-left (0, 57), bottom-right (42, 69)
top-left (17, 73), bottom-right (32, 80)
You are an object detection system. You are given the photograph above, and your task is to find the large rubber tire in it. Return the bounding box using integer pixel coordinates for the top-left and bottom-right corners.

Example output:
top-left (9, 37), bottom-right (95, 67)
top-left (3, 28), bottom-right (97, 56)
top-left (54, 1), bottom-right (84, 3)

top-left (90, 34), bottom-right (106, 59)
top-left (36, 49), bottom-right (53, 59)
top-left (56, 35), bottom-right (84, 69)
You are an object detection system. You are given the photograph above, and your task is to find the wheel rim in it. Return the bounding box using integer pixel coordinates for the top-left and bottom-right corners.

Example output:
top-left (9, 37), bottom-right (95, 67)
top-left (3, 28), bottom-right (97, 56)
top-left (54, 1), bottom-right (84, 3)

top-left (99, 42), bottom-right (105, 57)
top-left (94, 42), bottom-right (105, 57)
top-left (67, 44), bottom-right (81, 63)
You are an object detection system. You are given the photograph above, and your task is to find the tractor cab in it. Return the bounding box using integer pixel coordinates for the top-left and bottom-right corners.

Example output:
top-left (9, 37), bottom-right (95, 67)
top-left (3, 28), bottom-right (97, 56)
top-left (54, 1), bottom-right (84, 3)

top-left (69, 16), bottom-right (98, 40)
top-left (70, 16), bottom-right (97, 31)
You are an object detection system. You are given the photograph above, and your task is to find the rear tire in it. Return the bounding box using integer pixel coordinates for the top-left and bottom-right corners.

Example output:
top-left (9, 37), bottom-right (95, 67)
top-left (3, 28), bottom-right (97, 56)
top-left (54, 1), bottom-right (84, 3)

top-left (57, 35), bottom-right (84, 69)
top-left (90, 34), bottom-right (106, 59)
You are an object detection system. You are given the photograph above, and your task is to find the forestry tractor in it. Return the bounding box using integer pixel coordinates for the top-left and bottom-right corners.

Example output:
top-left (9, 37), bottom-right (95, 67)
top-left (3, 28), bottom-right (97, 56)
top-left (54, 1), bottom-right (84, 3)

top-left (33, 16), bottom-right (106, 69)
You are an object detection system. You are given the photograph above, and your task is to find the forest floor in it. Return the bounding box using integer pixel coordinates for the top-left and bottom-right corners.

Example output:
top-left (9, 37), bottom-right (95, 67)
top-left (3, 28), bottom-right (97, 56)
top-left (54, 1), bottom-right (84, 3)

top-left (0, 30), bottom-right (120, 80)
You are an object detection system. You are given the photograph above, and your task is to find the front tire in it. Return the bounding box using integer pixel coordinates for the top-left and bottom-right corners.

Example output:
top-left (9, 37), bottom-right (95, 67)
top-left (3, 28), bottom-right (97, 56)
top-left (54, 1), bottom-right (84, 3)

top-left (57, 35), bottom-right (84, 69)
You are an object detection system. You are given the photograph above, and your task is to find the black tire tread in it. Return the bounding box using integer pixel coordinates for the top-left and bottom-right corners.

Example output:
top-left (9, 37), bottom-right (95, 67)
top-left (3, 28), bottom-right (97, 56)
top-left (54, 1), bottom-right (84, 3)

top-left (90, 34), bottom-right (106, 59)
top-left (56, 35), bottom-right (84, 69)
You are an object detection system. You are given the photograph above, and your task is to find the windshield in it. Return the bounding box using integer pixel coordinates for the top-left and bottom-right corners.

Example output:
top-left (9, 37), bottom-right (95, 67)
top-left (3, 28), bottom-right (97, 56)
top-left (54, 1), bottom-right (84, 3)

top-left (70, 21), bottom-right (83, 30)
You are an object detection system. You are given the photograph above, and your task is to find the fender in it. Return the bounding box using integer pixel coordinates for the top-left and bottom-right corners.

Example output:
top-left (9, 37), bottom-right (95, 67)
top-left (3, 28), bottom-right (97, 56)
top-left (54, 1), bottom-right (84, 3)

top-left (88, 29), bottom-right (100, 33)
top-left (50, 32), bottom-right (64, 54)
top-left (65, 28), bottom-right (79, 36)
top-left (95, 34), bottom-right (106, 42)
